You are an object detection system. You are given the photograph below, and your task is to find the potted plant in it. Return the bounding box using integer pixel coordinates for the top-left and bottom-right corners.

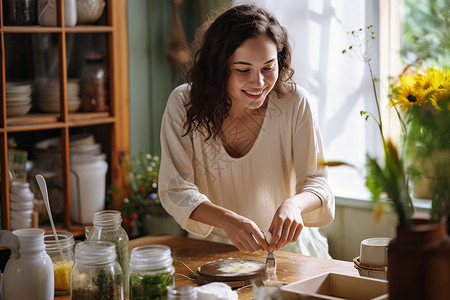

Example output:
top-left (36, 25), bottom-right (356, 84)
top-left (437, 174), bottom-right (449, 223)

top-left (389, 66), bottom-right (449, 219)
top-left (335, 26), bottom-right (450, 299)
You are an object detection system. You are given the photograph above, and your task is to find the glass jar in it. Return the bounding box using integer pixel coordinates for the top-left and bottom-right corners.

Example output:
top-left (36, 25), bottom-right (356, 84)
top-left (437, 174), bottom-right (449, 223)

top-left (4, 0), bottom-right (37, 26)
top-left (80, 53), bottom-right (109, 112)
top-left (71, 241), bottom-right (123, 300)
top-left (87, 210), bottom-right (129, 299)
top-left (130, 245), bottom-right (175, 300)
top-left (167, 285), bottom-right (197, 300)
top-left (44, 231), bottom-right (75, 295)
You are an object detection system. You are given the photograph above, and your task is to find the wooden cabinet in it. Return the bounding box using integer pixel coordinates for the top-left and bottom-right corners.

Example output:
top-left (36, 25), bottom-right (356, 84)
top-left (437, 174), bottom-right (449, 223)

top-left (0, 0), bottom-right (129, 235)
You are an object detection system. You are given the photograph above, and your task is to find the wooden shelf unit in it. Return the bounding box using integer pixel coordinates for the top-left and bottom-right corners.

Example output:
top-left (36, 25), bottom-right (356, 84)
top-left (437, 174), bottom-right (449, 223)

top-left (0, 0), bottom-right (130, 235)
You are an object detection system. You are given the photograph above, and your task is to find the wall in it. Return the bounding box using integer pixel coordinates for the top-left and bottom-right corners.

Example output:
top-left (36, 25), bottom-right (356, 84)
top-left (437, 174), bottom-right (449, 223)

top-left (321, 197), bottom-right (431, 261)
top-left (320, 198), bottom-right (397, 261)
top-left (128, 0), bottom-right (231, 156)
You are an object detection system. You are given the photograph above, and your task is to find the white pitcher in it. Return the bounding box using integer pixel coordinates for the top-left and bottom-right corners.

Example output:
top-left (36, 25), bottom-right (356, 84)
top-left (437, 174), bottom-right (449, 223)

top-left (0, 228), bottom-right (54, 300)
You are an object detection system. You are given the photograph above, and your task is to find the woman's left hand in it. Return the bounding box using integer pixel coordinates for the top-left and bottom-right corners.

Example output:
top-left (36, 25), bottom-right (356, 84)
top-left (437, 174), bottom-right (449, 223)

top-left (267, 197), bottom-right (304, 251)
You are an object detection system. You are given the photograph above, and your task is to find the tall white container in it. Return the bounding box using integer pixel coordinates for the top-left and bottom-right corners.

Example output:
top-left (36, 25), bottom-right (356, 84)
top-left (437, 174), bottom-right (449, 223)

top-left (70, 157), bottom-right (108, 224)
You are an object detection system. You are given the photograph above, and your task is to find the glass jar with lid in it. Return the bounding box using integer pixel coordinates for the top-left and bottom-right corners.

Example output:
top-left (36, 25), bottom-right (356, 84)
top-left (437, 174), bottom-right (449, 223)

top-left (129, 245), bottom-right (175, 300)
top-left (167, 285), bottom-right (197, 300)
top-left (44, 231), bottom-right (75, 295)
top-left (87, 210), bottom-right (129, 299)
top-left (71, 241), bottom-right (123, 300)
top-left (80, 53), bottom-right (109, 112)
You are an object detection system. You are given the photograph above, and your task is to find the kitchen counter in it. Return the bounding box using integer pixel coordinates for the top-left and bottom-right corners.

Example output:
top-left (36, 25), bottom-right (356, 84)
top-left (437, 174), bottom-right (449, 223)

top-left (56, 235), bottom-right (359, 299)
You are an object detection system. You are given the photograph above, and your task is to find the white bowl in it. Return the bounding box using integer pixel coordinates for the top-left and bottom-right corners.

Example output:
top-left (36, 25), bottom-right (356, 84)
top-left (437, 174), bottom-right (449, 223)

top-left (76, 0), bottom-right (105, 24)
top-left (7, 100), bottom-right (32, 107)
top-left (7, 105), bottom-right (32, 117)
top-left (10, 200), bottom-right (34, 211)
top-left (10, 209), bottom-right (34, 220)
top-left (38, 99), bottom-right (81, 113)
top-left (10, 192), bottom-right (34, 203)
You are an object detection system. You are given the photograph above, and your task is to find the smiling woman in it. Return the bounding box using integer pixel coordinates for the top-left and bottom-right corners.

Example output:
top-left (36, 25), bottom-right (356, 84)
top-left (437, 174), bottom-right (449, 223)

top-left (158, 4), bottom-right (334, 258)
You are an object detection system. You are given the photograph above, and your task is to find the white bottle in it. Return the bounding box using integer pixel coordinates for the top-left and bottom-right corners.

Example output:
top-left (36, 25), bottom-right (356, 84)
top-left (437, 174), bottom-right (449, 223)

top-left (1, 228), bottom-right (54, 300)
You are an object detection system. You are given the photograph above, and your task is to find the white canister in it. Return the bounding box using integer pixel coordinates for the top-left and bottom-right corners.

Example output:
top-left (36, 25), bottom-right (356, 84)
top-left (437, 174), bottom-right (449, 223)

top-left (38, 0), bottom-right (77, 27)
top-left (70, 157), bottom-right (108, 224)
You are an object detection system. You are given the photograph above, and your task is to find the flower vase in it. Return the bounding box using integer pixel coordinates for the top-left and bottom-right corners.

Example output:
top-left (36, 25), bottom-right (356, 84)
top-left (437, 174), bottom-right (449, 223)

top-left (388, 217), bottom-right (450, 300)
top-left (410, 148), bottom-right (449, 199)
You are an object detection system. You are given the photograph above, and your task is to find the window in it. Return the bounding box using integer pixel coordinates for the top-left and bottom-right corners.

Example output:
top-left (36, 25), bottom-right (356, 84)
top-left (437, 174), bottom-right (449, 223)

top-left (235, 0), bottom-right (384, 199)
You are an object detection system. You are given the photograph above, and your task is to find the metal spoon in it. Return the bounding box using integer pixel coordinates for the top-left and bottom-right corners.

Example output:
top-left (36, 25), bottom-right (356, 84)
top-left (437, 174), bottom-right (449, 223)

top-left (36, 174), bottom-right (64, 257)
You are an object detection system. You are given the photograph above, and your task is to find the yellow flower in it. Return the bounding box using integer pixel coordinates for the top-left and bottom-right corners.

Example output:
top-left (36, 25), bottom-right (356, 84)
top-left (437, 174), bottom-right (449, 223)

top-left (391, 73), bottom-right (425, 109)
top-left (427, 68), bottom-right (450, 110)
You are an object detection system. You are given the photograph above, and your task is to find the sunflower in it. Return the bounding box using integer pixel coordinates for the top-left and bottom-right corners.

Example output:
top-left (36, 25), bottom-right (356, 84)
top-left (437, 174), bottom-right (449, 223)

top-left (427, 68), bottom-right (450, 110)
top-left (390, 73), bottom-right (425, 110)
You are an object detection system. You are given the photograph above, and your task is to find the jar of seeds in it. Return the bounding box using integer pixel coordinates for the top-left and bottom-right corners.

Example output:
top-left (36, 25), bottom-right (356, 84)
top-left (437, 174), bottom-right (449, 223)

top-left (71, 241), bottom-right (123, 300)
top-left (87, 210), bottom-right (130, 299)
top-left (44, 231), bottom-right (75, 295)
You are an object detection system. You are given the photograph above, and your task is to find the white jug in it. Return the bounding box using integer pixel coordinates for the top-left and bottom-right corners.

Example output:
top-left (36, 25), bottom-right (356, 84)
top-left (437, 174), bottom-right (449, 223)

top-left (0, 228), bottom-right (54, 300)
top-left (70, 157), bottom-right (108, 224)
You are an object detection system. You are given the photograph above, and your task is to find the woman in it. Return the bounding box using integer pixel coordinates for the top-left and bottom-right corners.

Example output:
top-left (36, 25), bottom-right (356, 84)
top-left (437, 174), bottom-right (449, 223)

top-left (159, 4), bottom-right (334, 257)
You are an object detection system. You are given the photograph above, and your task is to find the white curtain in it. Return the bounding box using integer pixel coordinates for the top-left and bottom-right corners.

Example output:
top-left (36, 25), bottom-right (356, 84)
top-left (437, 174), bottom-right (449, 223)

top-left (234, 0), bottom-right (383, 199)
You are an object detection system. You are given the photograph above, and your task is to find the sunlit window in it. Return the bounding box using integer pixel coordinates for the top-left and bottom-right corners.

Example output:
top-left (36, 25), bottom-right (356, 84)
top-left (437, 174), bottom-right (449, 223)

top-left (401, 0), bottom-right (449, 69)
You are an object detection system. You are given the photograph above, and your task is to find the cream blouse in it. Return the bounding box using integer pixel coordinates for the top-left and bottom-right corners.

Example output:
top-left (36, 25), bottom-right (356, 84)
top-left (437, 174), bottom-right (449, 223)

top-left (159, 83), bottom-right (335, 241)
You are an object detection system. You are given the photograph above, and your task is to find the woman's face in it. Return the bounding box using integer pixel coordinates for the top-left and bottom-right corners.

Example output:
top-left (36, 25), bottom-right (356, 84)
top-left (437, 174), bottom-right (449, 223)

top-left (227, 34), bottom-right (279, 112)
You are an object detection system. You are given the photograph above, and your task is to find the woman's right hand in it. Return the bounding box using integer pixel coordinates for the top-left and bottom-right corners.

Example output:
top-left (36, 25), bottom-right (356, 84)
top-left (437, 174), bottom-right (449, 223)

top-left (220, 211), bottom-right (268, 253)
top-left (190, 202), bottom-right (268, 253)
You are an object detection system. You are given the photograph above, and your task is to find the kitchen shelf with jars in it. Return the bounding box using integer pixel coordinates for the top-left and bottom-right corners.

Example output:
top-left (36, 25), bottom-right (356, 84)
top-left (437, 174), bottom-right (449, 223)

top-left (0, 0), bottom-right (130, 236)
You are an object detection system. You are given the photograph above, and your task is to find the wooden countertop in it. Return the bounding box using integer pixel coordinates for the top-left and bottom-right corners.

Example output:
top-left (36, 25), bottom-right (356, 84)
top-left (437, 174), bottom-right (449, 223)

top-left (56, 235), bottom-right (359, 299)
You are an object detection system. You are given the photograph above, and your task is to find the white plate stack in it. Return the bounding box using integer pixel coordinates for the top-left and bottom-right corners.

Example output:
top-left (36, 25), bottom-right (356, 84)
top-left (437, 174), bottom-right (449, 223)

top-left (6, 82), bottom-right (33, 117)
top-left (10, 181), bottom-right (35, 230)
top-left (37, 79), bottom-right (81, 113)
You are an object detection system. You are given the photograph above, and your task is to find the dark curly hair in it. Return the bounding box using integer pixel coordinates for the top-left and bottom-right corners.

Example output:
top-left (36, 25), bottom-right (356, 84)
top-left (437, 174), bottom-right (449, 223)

top-left (184, 4), bottom-right (295, 141)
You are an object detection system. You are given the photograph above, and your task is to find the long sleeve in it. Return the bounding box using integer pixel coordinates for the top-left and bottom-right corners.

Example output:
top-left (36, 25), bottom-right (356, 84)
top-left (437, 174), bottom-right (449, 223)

top-left (292, 86), bottom-right (335, 227)
top-left (158, 84), bottom-right (213, 237)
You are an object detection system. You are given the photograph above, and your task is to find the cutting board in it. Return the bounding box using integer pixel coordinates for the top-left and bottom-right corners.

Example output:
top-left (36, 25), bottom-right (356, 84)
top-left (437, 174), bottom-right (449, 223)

top-left (197, 259), bottom-right (265, 282)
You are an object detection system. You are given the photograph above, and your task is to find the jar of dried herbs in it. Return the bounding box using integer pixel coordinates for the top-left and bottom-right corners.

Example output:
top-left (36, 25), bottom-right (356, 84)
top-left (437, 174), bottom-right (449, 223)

top-left (71, 241), bottom-right (123, 300)
top-left (87, 210), bottom-right (130, 299)
top-left (129, 245), bottom-right (175, 300)
top-left (80, 53), bottom-right (109, 112)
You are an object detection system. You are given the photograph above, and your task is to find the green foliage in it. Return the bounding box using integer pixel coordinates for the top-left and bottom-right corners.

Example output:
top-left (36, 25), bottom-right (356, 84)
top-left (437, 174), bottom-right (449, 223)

top-left (130, 272), bottom-right (173, 300)
top-left (402, 0), bottom-right (450, 68)
top-left (121, 153), bottom-right (165, 234)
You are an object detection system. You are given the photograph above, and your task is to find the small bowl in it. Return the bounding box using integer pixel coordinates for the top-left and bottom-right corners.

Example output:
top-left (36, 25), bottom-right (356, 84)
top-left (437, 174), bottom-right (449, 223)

top-left (10, 200), bottom-right (34, 211)
top-left (10, 209), bottom-right (33, 220)
top-left (76, 0), bottom-right (105, 24)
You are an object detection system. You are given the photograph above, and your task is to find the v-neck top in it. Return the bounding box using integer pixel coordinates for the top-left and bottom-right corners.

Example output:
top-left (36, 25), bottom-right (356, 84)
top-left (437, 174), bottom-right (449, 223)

top-left (159, 83), bottom-right (335, 238)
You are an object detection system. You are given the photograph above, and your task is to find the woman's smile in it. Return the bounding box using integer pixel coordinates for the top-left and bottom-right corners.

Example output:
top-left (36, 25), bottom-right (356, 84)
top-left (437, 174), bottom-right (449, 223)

top-left (227, 34), bottom-right (279, 113)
